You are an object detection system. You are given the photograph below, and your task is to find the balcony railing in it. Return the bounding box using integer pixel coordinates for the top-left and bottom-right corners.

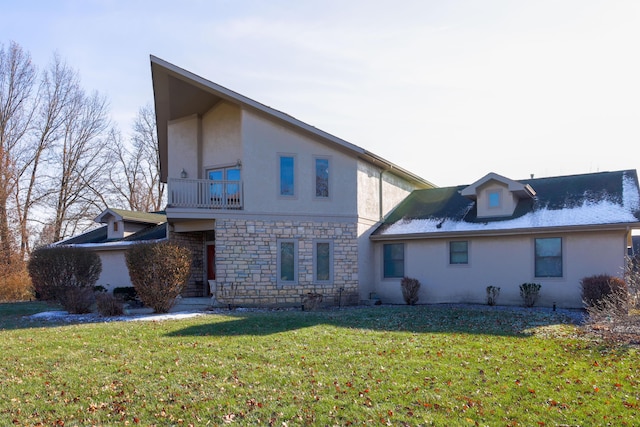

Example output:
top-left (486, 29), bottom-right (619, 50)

top-left (168, 178), bottom-right (243, 210)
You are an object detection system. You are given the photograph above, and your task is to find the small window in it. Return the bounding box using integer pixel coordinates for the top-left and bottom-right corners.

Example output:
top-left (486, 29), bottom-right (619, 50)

top-left (535, 237), bottom-right (562, 277)
top-left (488, 191), bottom-right (501, 208)
top-left (449, 241), bottom-right (468, 264)
top-left (383, 243), bottom-right (404, 278)
top-left (315, 157), bottom-right (329, 198)
top-left (113, 221), bottom-right (118, 232)
top-left (279, 155), bottom-right (295, 196)
top-left (277, 239), bottom-right (298, 284)
top-left (314, 240), bottom-right (333, 283)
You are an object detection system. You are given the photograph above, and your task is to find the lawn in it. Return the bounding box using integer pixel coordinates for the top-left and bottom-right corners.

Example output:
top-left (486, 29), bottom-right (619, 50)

top-left (0, 302), bottom-right (638, 426)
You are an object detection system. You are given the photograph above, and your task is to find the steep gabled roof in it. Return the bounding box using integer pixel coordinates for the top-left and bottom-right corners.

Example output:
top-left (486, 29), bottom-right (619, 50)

top-left (150, 55), bottom-right (434, 188)
top-left (372, 170), bottom-right (640, 239)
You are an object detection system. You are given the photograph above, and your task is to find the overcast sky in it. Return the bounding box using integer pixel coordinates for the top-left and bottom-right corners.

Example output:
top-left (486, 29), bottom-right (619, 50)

top-left (2, 0), bottom-right (639, 187)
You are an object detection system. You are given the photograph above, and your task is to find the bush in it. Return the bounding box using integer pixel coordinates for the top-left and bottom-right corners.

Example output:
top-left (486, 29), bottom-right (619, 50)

top-left (27, 246), bottom-right (102, 313)
top-left (95, 293), bottom-right (124, 316)
top-left (0, 265), bottom-right (34, 302)
top-left (401, 276), bottom-right (421, 305)
top-left (486, 286), bottom-right (500, 306)
top-left (125, 241), bottom-right (192, 313)
top-left (581, 274), bottom-right (628, 308)
top-left (519, 283), bottom-right (541, 307)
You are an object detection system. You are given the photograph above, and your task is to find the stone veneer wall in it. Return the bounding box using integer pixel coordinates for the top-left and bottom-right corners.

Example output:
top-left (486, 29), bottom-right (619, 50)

top-left (214, 218), bottom-right (359, 307)
top-left (169, 230), bottom-right (206, 297)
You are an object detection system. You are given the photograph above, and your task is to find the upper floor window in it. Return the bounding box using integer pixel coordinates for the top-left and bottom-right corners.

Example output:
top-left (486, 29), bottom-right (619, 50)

top-left (449, 241), bottom-right (468, 264)
top-left (208, 167), bottom-right (241, 199)
top-left (535, 237), bottom-right (562, 277)
top-left (315, 157), bottom-right (329, 198)
top-left (488, 190), bottom-right (501, 208)
top-left (383, 243), bottom-right (404, 278)
top-left (279, 155), bottom-right (295, 196)
top-left (113, 221), bottom-right (118, 232)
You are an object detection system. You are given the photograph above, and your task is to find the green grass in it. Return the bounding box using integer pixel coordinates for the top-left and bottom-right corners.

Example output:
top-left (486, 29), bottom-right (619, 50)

top-left (1, 303), bottom-right (638, 426)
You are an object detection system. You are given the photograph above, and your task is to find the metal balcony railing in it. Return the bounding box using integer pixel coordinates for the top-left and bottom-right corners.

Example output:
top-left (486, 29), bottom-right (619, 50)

top-left (168, 178), bottom-right (243, 209)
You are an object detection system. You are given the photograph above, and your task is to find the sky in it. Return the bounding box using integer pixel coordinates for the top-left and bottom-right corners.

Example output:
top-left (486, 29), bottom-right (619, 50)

top-left (2, 0), bottom-right (639, 187)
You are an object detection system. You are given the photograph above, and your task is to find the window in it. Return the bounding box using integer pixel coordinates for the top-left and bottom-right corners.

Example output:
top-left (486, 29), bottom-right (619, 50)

top-left (278, 239), bottom-right (298, 284)
top-left (449, 241), bottom-right (468, 264)
top-left (488, 190), bottom-right (501, 208)
top-left (279, 155), bottom-right (295, 196)
top-left (207, 167), bottom-right (241, 202)
top-left (314, 240), bottom-right (333, 283)
top-left (383, 243), bottom-right (404, 278)
top-left (535, 237), bottom-right (562, 277)
top-left (113, 221), bottom-right (118, 232)
top-left (315, 157), bottom-right (329, 198)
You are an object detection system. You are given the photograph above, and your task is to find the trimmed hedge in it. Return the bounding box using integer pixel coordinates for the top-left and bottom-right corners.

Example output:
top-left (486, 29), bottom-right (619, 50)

top-left (125, 241), bottom-right (192, 313)
top-left (27, 246), bottom-right (102, 313)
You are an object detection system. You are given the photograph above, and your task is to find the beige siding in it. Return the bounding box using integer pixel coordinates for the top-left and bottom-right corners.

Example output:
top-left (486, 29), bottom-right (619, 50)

top-left (373, 230), bottom-right (627, 308)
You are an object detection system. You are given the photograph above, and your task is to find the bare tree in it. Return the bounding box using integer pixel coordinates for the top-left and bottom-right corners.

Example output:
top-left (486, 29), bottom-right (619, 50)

top-left (14, 54), bottom-right (78, 255)
top-left (0, 41), bottom-right (36, 264)
top-left (48, 88), bottom-right (111, 242)
top-left (109, 104), bottom-right (164, 212)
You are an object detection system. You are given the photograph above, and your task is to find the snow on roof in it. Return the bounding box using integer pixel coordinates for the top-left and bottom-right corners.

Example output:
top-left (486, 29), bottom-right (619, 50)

top-left (379, 173), bottom-right (640, 236)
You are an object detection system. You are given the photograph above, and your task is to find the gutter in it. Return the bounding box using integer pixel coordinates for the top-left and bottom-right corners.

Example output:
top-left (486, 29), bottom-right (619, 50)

top-left (370, 222), bottom-right (640, 241)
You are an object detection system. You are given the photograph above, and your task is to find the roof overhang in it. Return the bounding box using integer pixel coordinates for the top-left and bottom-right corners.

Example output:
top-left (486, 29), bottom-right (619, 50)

top-left (150, 55), bottom-right (434, 188)
top-left (370, 222), bottom-right (640, 241)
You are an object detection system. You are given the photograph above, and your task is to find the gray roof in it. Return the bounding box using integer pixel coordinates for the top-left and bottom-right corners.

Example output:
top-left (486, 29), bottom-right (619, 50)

top-left (373, 170), bottom-right (640, 239)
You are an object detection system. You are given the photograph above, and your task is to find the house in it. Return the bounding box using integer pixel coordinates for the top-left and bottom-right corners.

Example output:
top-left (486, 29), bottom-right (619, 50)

top-left (150, 56), bottom-right (640, 309)
top-left (57, 208), bottom-right (167, 293)
top-left (150, 56), bottom-right (434, 307)
top-left (370, 171), bottom-right (640, 308)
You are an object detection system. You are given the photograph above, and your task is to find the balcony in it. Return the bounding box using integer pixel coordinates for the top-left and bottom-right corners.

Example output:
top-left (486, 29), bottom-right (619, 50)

top-left (168, 178), bottom-right (243, 210)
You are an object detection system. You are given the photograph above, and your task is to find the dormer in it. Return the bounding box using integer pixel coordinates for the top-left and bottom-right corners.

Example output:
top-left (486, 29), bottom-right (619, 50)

top-left (94, 208), bottom-right (166, 240)
top-left (460, 172), bottom-right (536, 218)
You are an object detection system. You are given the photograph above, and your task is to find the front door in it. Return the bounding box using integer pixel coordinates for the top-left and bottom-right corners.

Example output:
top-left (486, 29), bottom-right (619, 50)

top-left (207, 244), bottom-right (215, 281)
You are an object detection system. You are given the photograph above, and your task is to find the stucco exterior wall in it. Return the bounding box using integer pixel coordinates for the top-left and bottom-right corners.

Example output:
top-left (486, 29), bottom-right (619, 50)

top-left (241, 110), bottom-right (358, 216)
top-left (167, 115), bottom-right (199, 179)
top-left (373, 230), bottom-right (628, 308)
top-left (201, 102), bottom-right (242, 171)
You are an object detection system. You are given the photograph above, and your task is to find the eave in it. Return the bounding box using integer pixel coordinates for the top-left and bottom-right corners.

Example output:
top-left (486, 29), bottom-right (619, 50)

top-left (150, 55), bottom-right (434, 188)
top-left (370, 221), bottom-right (640, 241)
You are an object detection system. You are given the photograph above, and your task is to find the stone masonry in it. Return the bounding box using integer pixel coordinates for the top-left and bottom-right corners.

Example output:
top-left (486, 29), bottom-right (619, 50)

top-left (213, 218), bottom-right (359, 307)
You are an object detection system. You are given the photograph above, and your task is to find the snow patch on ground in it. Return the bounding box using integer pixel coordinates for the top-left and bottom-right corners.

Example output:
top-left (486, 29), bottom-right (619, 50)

top-left (26, 310), bottom-right (206, 323)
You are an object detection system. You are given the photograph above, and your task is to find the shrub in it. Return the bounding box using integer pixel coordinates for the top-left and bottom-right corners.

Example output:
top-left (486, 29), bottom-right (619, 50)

top-left (95, 293), bottom-right (124, 316)
top-left (0, 265), bottom-right (34, 302)
top-left (125, 241), bottom-right (192, 313)
top-left (27, 246), bottom-right (102, 313)
top-left (519, 283), bottom-right (541, 307)
top-left (400, 276), bottom-right (421, 305)
top-left (581, 274), bottom-right (628, 308)
top-left (486, 286), bottom-right (500, 306)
